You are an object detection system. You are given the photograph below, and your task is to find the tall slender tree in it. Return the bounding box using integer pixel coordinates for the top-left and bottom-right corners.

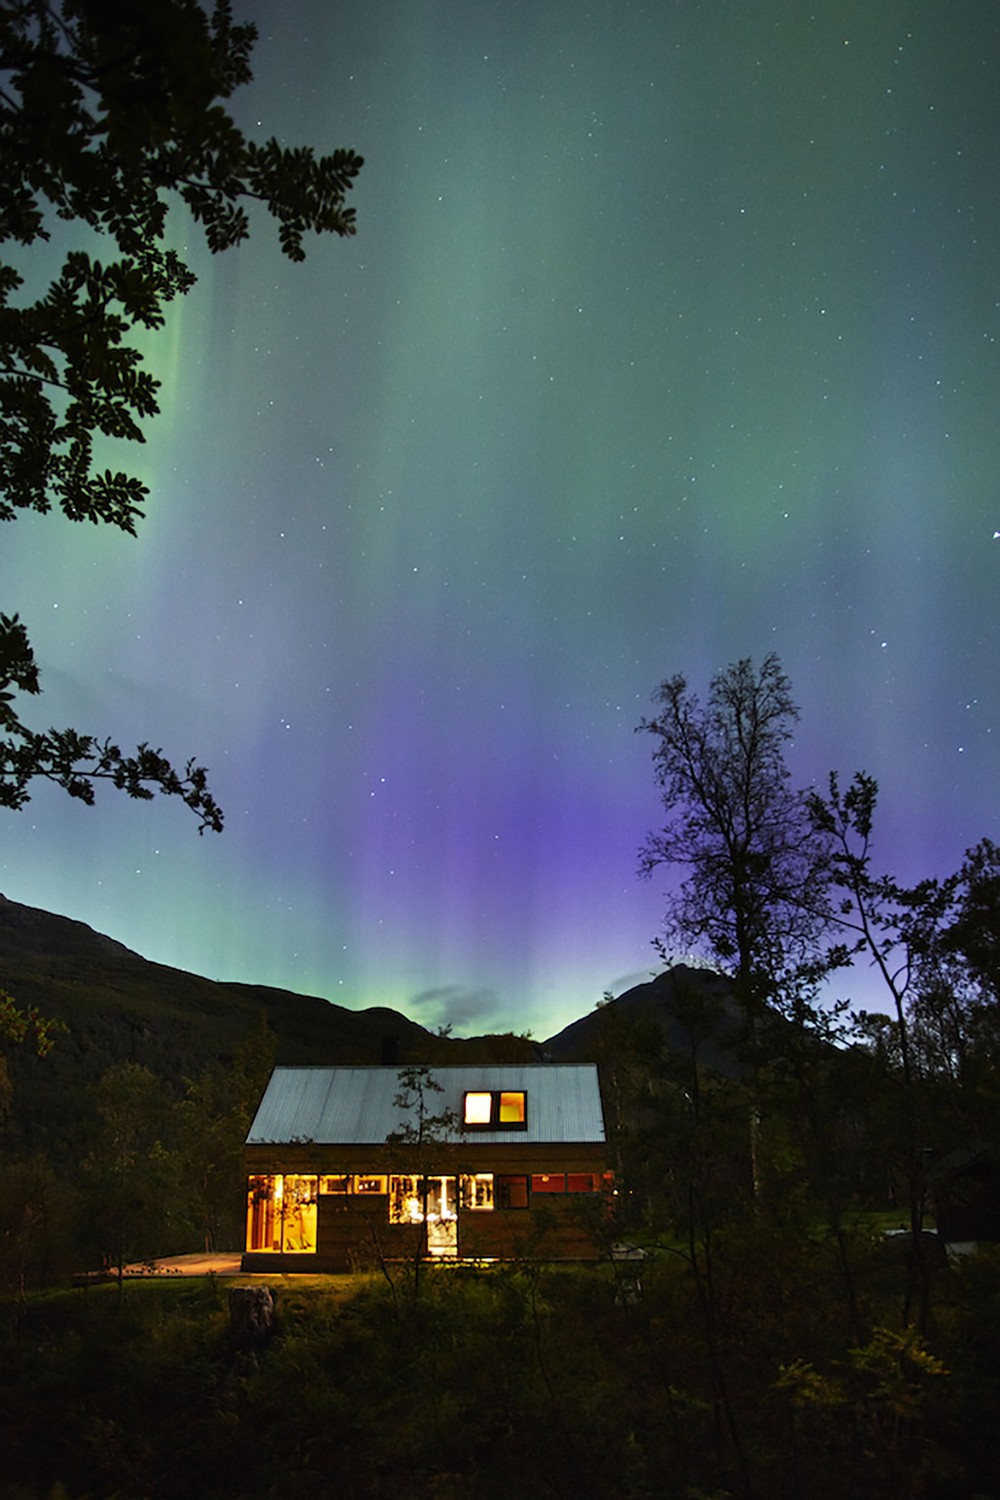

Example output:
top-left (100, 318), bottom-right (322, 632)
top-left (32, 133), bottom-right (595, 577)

top-left (807, 771), bottom-right (953, 1330)
top-left (386, 1065), bottom-right (458, 1303)
top-left (637, 654), bottom-right (833, 1027)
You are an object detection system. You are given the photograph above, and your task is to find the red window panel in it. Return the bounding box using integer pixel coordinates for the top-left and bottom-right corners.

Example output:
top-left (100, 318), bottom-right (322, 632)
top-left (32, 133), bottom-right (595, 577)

top-left (566, 1173), bottom-right (599, 1194)
top-left (531, 1173), bottom-right (566, 1194)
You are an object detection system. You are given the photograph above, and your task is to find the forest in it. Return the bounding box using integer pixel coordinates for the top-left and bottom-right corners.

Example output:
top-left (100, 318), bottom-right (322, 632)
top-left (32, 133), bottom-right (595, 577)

top-left (2, 656), bottom-right (999, 1499)
top-left (1, 1022), bottom-right (999, 1500)
top-left (2, 6), bottom-right (999, 1496)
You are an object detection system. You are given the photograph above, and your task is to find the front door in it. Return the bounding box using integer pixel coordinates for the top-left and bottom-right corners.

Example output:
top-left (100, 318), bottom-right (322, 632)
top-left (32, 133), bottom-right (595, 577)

top-left (423, 1175), bottom-right (458, 1257)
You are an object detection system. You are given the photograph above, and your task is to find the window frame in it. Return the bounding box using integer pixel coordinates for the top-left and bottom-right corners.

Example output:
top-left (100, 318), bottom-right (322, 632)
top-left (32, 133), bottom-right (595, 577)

top-left (495, 1173), bottom-right (530, 1209)
top-left (245, 1173), bottom-right (319, 1254)
top-left (462, 1088), bottom-right (528, 1131)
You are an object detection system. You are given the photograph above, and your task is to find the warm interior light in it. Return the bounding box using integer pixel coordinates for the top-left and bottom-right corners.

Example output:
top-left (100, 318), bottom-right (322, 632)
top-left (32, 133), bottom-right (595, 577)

top-left (531, 1173), bottom-right (566, 1194)
top-left (353, 1175), bottom-right (387, 1194)
top-left (246, 1175), bottom-right (318, 1253)
top-left (389, 1175), bottom-right (422, 1223)
top-left (498, 1090), bottom-right (526, 1123)
top-left (464, 1091), bottom-right (493, 1124)
top-left (463, 1173), bottom-right (495, 1210)
top-left (280, 1175), bottom-right (318, 1252)
top-left (567, 1173), bottom-right (598, 1193)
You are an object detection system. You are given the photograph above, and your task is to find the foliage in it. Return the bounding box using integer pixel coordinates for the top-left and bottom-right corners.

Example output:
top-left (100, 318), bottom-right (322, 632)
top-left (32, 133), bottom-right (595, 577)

top-left (1, 608), bottom-right (225, 828)
top-left (0, 1152), bottom-right (78, 1306)
top-left (3, 1252), bottom-right (999, 1500)
top-left (908, 839), bottom-right (1000, 1118)
top-left (387, 1065), bottom-right (459, 1151)
top-left (778, 1327), bottom-right (953, 1498)
top-left (637, 654), bottom-right (835, 1017)
top-left (80, 1061), bottom-right (182, 1291)
top-left (173, 1014), bottom-right (276, 1252)
top-left (0, 985), bottom-right (60, 1058)
top-left (0, 984), bottom-right (61, 1126)
top-left (940, 837), bottom-right (1000, 999)
top-left (0, 0), bottom-right (363, 824)
top-left (382, 1065), bottom-right (459, 1304)
top-left (806, 771), bottom-right (1000, 1331)
top-left (0, 0), bottom-right (362, 527)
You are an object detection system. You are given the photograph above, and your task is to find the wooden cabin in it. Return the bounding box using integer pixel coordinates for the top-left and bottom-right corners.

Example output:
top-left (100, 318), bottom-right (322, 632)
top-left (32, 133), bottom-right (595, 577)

top-left (242, 1064), bottom-right (610, 1271)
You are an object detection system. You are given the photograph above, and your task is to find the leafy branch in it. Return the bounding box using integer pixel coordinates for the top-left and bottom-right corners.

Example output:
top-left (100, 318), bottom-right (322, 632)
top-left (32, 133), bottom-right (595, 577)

top-left (0, 0), bottom-right (364, 828)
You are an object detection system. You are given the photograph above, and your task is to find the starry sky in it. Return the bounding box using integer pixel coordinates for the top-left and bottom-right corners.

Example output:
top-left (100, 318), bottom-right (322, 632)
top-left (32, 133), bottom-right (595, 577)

top-left (3, 1), bottom-right (999, 1038)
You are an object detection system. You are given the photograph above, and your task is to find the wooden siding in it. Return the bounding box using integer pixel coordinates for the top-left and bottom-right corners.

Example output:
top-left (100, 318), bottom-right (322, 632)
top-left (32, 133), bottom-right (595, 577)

top-left (245, 1141), bottom-right (606, 1178)
top-left (242, 1140), bottom-right (609, 1270)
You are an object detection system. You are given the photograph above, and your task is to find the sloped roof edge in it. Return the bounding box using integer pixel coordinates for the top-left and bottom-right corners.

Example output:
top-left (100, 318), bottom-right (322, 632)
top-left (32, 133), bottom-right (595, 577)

top-left (246, 1064), bottom-right (605, 1146)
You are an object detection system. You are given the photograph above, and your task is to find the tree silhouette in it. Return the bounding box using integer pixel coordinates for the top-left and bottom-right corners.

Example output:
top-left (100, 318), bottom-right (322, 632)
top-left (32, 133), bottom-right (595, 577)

top-left (0, 0), bottom-right (363, 824)
top-left (386, 1065), bottom-right (458, 1303)
top-left (637, 654), bottom-right (833, 1024)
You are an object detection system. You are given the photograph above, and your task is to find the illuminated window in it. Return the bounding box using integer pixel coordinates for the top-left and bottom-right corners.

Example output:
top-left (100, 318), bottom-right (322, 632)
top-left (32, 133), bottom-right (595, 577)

top-left (352, 1175), bottom-right (387, 1195)
top-left (388, 1176), bottom-right (459, 1243)
top-left (320, 1175), bottom-right (349, 1194)
top-left (461, 1174), bottom-right (495, 1210)
top-left (462, 1090), bottom-right (527, 1129)
top-left (246, 1175), bottom-right (278, 1251)
top-left (245, 1175), bottom-right (318, 1253)
top-left (498, 1091), bottom-right (526, 1124)
top-left (281, 1175), bottom-right (319, 1251)
top-left (389, 1175), bottom-right (422, 1223)
top-left (567, 1173), bottom-right (600, 1194)
top-left (464, 1091), bottom-right (493, 1126)
top-left (531, 1173), bottom-right (566, 1194)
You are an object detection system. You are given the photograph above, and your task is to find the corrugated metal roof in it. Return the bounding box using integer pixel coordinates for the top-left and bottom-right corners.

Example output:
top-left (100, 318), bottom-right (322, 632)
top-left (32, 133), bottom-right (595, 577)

top-left (246, 1065), bottom-right (605, 1145)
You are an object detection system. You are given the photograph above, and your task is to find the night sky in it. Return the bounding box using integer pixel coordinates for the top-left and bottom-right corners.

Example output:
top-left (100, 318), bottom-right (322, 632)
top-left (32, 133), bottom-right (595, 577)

top-left (3, 1), bottom-right (999, 1037)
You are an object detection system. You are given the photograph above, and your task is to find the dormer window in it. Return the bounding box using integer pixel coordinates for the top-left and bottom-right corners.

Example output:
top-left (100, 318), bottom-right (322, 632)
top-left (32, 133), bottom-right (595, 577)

top-left (464, 1091), bottom-right (493, 1125)
top-left (498, 1090), bottom-right (526, 1125)
top-left (463, 1089), bottom-right (527, 1129)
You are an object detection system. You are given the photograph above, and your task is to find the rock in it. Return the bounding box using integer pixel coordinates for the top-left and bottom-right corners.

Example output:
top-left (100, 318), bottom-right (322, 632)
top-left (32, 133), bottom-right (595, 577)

top-left (228, 1285), bottom-right (277, 1349)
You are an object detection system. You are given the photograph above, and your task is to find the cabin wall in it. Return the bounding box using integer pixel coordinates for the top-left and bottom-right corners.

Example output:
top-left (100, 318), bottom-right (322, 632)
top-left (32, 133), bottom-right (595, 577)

top-left (242, 1142), bottom-right (609, 1269)
top-left (457, 1200), bottom-right (604, 1261)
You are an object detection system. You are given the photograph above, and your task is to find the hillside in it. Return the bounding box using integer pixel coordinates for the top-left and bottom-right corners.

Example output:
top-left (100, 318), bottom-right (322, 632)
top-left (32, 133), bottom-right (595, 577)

top-left (0, 894), bottom-right (537, 1159)
top-left (2, 894), bottom-right (757, 1162)
top-left (542, 964), bottom-right (745, 1073)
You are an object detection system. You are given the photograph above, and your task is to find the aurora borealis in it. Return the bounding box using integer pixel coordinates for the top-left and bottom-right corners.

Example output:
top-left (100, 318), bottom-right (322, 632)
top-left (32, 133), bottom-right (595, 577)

top-left (3, 1), bottom-right (998, 1037)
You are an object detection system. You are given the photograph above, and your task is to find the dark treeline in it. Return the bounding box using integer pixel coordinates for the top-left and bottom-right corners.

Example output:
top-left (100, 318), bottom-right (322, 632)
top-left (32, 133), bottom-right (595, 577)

top-left (1, 1239), bottom-right (999, 1499)
top-left (632, 656), bottom-right (1000, 1302)
top-left (1, 9), bottom-right (998, 1486)
top-left (0, 1003), bottom-right (278, 1293)
top-left (1, 659), bottom-right (999, 1498)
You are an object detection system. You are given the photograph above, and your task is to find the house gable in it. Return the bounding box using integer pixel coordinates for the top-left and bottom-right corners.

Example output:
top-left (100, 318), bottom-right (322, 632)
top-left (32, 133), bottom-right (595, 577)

top-left (241, 1064), bottom-right (610, 1271)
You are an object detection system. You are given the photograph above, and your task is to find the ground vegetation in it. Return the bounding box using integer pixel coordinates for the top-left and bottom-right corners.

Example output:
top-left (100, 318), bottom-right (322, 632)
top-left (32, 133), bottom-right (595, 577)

top-left (1, 658), bottom-right (998, 1495)
top-left (2, 1247), bottom-right (999, 1500)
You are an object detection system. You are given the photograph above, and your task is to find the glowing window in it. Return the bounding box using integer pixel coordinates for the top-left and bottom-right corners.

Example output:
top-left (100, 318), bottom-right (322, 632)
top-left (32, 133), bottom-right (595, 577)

top-left (320, 1175), bottom-right (349, 1194)
top-left (389, 1175), bottom-right (421, 1224)
top-left (245, 1175), bottom-right (318, 1253)
top-left (353, 1175), bottom-right (387, 1195)
top-left (463, 1090), bottom-right (528, 1129)
top-left (531, 1174), bottom-right (566, 1194)
top-left (464, 1091), bottom-right (493, 1125)
top-left (281, 1175), bottom-right (319, 1251)
top-left (246, 1175), bottom-right (279, 1252)
top-left (462, 1174), bottom-right (495, 1210)
top-left (498, 1091), bottom-right (526, 1124)
top-left (567, 1173), bottom-right (599, 1194)
top-left (389, 1175), bottom-right (459, 1227)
